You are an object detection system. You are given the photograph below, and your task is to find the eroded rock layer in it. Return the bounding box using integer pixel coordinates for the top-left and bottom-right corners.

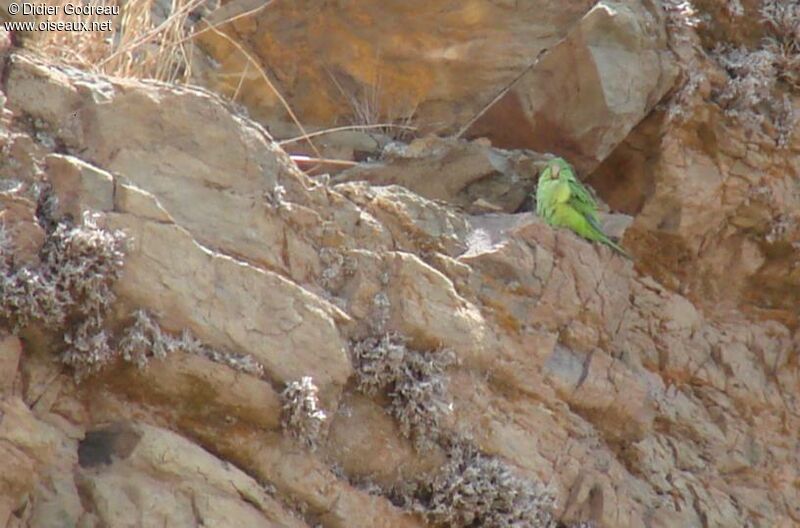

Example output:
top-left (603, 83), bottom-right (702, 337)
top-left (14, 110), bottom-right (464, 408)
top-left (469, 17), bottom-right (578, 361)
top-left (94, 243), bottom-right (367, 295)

top-left (0, 0), bottom-right (799, 526)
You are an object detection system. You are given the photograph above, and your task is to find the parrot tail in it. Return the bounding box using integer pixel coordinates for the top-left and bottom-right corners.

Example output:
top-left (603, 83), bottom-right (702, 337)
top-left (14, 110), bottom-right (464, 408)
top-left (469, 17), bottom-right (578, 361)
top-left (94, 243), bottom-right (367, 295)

top-left (585, 214), bottom-right (633, 260)
top-left (602, 237), bottom-right (632, 260)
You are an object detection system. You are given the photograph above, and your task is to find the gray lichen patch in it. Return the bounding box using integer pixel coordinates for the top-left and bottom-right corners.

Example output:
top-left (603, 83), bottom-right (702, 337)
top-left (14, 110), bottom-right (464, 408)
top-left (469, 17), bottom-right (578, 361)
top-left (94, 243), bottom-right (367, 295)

top-left (1, 211), bottom-right (127, 378)
top-left (401, 442), bottom-right (557, 528)
top-left (171, 327), bottom-right (265, 377)
top-left (118, 310), bottom-right (266, 376)
top-left (281, 376), bottom-right (327, 450)
top-left (118, 309), bottom-right (174, 369)
top-left (351, 333), bottom-right (454, 450)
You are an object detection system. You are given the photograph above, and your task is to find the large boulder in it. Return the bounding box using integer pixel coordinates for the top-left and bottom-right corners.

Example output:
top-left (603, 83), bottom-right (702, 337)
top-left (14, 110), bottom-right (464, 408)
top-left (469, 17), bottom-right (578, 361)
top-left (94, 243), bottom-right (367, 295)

top-left (465, 0), bottom-right (679, 173)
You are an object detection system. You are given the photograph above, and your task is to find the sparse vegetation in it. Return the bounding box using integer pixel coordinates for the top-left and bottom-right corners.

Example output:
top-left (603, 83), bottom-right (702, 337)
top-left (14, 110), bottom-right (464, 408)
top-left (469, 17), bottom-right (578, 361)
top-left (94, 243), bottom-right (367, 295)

top-left (724, 0), bottom-right (744, 18)
top-left (369, 291), bottom-right (392, 331)
top-left (712, 45), bottom-right (780, 125)
top-left (118, 309), bottom-right (173, 368)
top-left (318, 247), bottom-right (357, 291)
top-left (327, 68), bottom-right (418, 142)
top-left (281, 376), bottom-right (327, 450)
top-left (398, 442), bottom-right (556, 528)
top-left (660, 0), bottom-right (705, 123)
top-left (662, 0), bottom-right (799, 146)
top-left (120, 309), bottom-right (265, 375)
top-left (1, 210), bottom-right (127, 377)
top-left (351, 333), bottom-right (454, 450)
top-left (177, 329), bottom-right (265, 375)
top-left (1, 205), bottom-right (264, 378)
top-left (712, 0), bottom-right (800, 146)
top-left (22, 0), bottom-right (203, 83)
top-left (263, 184), bottom-right (287, 210)
top-left (761, 0), bottom-right (800, 88)
top-left (662, 0), bottom-right (700, 31)
top-left (711, 41), bottom-right (798, 147)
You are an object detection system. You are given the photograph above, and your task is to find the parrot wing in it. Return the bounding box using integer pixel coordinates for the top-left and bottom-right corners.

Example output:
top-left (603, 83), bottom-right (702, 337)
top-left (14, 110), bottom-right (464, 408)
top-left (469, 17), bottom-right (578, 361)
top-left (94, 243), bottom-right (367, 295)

top-left (565, 175), bottom-right (600, 222)
top-left (567, 182), bottom-right (632, 259)
top-left (535, 168), bottom-right (554, 217)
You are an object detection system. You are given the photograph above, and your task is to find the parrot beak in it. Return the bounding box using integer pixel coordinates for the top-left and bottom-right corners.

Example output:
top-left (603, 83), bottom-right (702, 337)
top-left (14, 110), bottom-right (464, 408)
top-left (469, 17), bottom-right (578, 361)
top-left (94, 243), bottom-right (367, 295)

top-left (550, 163), bottom-right (561, 178)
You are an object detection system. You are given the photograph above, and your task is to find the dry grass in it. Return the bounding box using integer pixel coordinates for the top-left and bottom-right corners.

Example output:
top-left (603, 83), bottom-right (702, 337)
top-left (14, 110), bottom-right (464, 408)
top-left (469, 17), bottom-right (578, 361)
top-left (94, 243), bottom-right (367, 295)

top-left (327, 67), bottom-right (419, 142)
top-left (22, 0), bottom-right (328, 161)
top-left (25, 0), bottom-right (204, 83)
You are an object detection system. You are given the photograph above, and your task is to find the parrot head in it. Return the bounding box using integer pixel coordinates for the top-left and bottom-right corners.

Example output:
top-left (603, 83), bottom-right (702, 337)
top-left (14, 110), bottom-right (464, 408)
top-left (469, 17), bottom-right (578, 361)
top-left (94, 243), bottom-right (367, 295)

top-left (539, 157), bottom-right (573, 182)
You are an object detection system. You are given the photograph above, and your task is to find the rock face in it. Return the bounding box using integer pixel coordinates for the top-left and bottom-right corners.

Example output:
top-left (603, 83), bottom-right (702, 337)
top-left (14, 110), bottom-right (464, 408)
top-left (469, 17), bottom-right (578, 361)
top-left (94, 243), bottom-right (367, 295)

top-left (197, 0), bottom-right (596, 134)
top-left (196, 0), bottom-right (678, 172)
top-left (196, 0), bottom-right (677, 169)
top-left (0, 1), bottom-right (799, 526)
top-left (587, 0), bottom-right (800, 326)
top-left (466, 0), bottom-right (679, 173)
top-left (334, 136), bottom-right (549, 214)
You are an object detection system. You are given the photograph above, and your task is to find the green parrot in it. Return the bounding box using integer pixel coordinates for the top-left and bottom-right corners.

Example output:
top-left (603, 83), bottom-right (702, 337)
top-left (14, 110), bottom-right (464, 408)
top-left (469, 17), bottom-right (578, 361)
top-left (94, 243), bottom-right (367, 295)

top-left (535, 157), bottom-right (631, 259)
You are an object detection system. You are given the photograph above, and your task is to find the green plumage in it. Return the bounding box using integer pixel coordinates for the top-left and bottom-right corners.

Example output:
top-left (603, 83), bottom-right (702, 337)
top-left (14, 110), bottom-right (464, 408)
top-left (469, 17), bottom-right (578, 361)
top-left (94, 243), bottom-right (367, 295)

top-left (535, 157), bottom-right (631, 259)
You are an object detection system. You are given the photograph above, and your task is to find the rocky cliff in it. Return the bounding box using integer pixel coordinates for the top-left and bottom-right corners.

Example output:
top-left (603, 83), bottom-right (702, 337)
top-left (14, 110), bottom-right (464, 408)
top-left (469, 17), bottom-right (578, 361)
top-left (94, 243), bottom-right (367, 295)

top-left (0, 1), bottom-right (799, 527)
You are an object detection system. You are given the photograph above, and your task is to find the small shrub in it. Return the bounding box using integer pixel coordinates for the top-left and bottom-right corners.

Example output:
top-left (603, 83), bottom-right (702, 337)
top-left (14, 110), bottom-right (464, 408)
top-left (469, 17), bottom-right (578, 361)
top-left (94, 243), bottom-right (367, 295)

top-left (724, 0), bottom-right (744, 17)
top-left (662, 0), bottom-right (700, 30)
top-left (118, 309), bottom-right (175, 368)
top-left (711, 44), bottom-right (797, 146)
top-left (1, 211), bottom-right (127, 378)
top-left (281, 376), bottom-right (327, 450)
top-left (263, 184), bottom-right (286, 210)
top-left (760, 1), bottom-right (800, 44)
top-left (702, 1), bottom-right (800, 146)
top-left (370, 291), bottom-right (391, 331)
top-left (713, 46), bottom-right (777, 124)
top-left (120, 311), bottom-right (266, 375)
top-left (40, 212), bottom-right (127, 375)
top-left (761, 0), bottom-right (800, 89)
top-left (406, 443), bottom-right (556, 528)
top-left (318, 247), bottom-right (357, 291)
top-left (2, 209), bottom-right (264, 379)
top-left (174, 328), bottom-right (265, 376)
top-left (351, 333), bottom-right (454, 450)
top-left (764, 38), bottom-right (800, 88)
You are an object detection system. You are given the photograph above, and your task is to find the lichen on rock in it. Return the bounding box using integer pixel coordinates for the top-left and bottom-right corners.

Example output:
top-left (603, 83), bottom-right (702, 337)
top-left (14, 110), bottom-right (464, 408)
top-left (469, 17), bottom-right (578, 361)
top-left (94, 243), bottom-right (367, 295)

top-left (1, 207), bottom-right (127, 378)
top-left (281, 376), bottom-right (328, 450)
top-left (400, 442), bottom-right (556, 528)
top-left (351, 333), bottom-right (455, 451)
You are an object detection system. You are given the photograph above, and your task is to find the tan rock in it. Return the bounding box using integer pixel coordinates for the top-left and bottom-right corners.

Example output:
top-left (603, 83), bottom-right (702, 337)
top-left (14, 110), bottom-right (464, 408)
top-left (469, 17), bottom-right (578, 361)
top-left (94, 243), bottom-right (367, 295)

top-left (0, 397), bottom-right (78, 528)
top-left (45, 154), bottom-right (114, 222)
top-left (335, 136), bottom-right (547, 213)
top-left (108, 204), bottom-right (352, 403)
top-left (1, 32), bottom-right (798, 527)
top-left (0, 398), bottom-right (67, 466)
top-left (334, 182), bottom-right (470, 256)
top-left (101, 351), bottom-right (282, 431)
top-left (0, 191), bottom-right (44, 266)
top-left (75, 422), bottom-right (306, 528)
top-left (196, 0), bottom-right (596, 131)
top-left (0, 335), bottom-right (21, 397)
top-left (466, 0), bottom-right (678, 173)
top-left (325, 393), bottom-right (445, 486)
top-left (190, 429), bottom-right (426, 528)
